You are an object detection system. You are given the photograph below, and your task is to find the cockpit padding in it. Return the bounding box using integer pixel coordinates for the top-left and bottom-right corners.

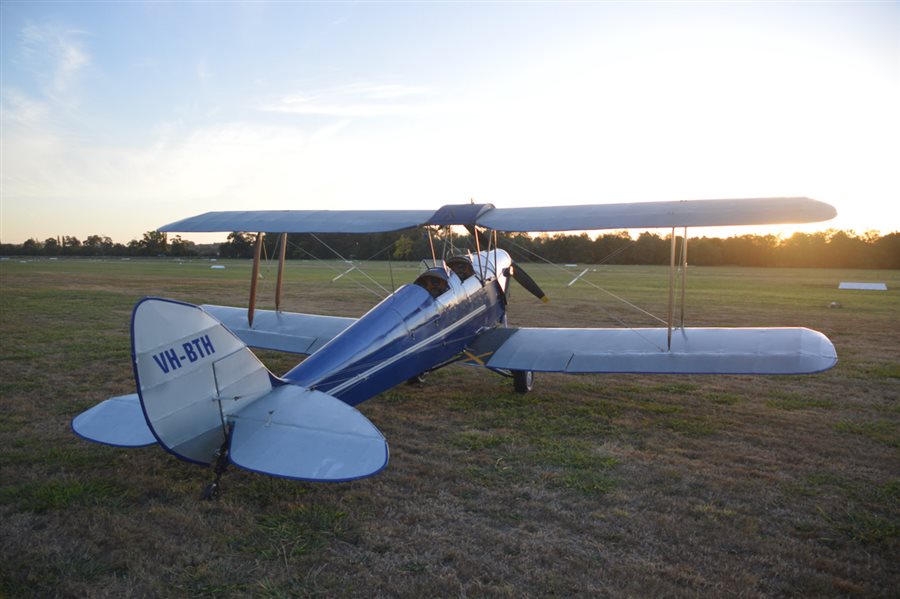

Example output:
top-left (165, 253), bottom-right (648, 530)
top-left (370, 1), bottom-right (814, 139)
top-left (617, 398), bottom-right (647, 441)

top-left (414, 269), bottom-right (450, 298)
top-left (446, 256), bottom-right (476, 281)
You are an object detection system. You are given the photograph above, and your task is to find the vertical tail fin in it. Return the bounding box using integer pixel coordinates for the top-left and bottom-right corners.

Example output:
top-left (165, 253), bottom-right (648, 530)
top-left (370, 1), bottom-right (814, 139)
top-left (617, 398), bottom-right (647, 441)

top-left (81, 297), bottom-right (389, 482)
top-left (132, 297), bottom-right (275, 464)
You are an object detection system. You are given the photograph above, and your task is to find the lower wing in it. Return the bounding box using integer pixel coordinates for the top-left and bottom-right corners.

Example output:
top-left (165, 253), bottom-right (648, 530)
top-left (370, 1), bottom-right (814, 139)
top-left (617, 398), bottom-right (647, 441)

top-left (466, 327), bottom-right (837, 375)
top-left (201, 304), bottom-right (356, 355)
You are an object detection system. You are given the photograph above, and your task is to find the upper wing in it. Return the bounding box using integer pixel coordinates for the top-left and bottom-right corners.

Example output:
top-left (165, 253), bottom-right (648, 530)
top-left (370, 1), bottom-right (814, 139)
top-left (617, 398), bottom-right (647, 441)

top-left (159, 210), bottom-right (433, 233)
top-left (467, 327), bottom-right (837, 375)
top-left (201, 305), bottom-right (355, 355)
top-left (158, 198), bottom-right (835, 234)
top-left (475, 197), bottom-right (836, 232)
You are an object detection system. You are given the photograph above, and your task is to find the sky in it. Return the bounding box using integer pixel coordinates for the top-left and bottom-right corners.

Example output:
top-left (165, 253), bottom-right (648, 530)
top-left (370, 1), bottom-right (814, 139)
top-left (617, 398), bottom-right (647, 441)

top-left (1, 1), bottom-right (898, 245)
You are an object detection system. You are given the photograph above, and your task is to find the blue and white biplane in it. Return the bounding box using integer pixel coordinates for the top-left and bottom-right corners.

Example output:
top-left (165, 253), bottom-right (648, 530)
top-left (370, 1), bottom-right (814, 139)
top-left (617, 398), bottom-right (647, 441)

top-left (73, 198), bottom-right (838, 495)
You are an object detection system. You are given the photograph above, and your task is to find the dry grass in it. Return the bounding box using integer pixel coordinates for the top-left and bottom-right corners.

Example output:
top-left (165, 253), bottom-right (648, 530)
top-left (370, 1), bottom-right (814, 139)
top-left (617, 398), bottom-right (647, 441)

top-left (1, 258), bottom-right (898, 597)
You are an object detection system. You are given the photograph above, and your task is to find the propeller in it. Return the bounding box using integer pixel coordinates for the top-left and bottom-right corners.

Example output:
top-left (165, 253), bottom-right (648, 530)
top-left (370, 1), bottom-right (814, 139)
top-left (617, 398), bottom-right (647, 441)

top-left (462, 224), bottom-right (548, 303)
top-left (508, 262), bottom-right (549, 303)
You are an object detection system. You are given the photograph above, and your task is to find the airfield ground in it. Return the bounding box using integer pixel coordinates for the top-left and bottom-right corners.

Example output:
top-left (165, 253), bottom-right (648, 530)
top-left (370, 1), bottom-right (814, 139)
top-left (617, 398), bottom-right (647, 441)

top-left (0, 258), bottom-right (897, 597)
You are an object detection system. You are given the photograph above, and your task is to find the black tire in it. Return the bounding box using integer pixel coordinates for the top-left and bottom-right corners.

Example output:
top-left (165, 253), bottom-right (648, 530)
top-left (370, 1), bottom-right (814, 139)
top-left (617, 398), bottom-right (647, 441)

top-left (406, 372), bottom-right (428, 385)
top-left (201, 482), bottom-right (219, 501)
top-left (512, 370), bottom-right (534, 394)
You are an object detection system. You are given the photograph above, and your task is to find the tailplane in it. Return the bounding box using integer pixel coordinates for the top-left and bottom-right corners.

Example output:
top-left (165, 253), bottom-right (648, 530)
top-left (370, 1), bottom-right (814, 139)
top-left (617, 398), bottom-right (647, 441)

top-left (74, 298), bottom-right (388, 481)
top-left (72, 393), bottom-right (156, 447)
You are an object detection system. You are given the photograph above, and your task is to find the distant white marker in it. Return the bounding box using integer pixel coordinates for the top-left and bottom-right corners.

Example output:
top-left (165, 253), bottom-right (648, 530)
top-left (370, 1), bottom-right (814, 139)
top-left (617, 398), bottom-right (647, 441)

top-left (839, 282), bottom-right (887, 291)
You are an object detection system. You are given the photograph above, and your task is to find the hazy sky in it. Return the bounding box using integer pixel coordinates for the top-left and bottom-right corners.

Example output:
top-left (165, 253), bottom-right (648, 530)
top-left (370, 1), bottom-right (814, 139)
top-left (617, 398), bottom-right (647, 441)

top-left (1, 1), bottom-right (898, 244)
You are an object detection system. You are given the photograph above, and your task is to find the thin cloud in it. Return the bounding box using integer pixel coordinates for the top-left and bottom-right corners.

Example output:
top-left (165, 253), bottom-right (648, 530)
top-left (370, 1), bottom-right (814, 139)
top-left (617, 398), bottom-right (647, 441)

top-left (19, 23), bottom-right (90, 95)
top-left (0, 90), bottom-right (49, 129)
top-left (197, 57), bottom-right (213, 85)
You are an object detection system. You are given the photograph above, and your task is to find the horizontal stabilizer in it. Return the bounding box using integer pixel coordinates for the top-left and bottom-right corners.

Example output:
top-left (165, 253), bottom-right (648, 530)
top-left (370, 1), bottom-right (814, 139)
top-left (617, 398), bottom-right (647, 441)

top-left (482, 327), bottom-right (837, 375)
top-left (201, 305), bottom-right (355, 355)
top-left (229, 385), bottom-right (388, 482)
top-left (72, 394), bottom-right (156, 447)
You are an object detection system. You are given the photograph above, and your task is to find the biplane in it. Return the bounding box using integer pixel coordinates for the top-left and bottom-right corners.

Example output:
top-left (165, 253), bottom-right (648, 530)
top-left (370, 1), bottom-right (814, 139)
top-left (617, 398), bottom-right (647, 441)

top-left (72, 198), bottom-right (838, 495)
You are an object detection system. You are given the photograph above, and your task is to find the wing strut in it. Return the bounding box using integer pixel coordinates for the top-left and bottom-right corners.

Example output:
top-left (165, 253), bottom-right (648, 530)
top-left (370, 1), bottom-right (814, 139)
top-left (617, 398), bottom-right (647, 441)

top-left (667, 228), bottom-right (676, 350)
top-left (248, 232), bottom-right (263, 326)
top-left (275, 232), bottom-right (287, 312)
top-left (666, 227), bottom-right (691, 349)
top-left (680, 227), bottom-right (688, 328)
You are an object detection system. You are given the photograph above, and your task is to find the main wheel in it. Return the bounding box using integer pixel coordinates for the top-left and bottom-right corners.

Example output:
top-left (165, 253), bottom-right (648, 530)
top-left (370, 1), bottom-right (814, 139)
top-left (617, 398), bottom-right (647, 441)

top-left (512, 370), bottom-right (534, 394)
top-left (406, 372), bottom-right (428, 385)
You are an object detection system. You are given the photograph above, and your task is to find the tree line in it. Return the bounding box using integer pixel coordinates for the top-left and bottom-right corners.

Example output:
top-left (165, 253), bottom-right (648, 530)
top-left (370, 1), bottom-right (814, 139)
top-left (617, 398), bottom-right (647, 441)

top-left (3, 229), bottom-right (898, 269)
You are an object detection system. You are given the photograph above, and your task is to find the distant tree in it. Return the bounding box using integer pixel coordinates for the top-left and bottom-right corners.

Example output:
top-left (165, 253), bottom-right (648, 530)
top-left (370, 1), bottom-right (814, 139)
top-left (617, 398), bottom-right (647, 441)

top-left (169, 235), bottom-right (196, 257)
top-left (777, 232), bottom-right (828, 268)
top-left (219, 232), bottom-right (254, 258)
top-left (138, 230), bottom-right (168, 256)
top-left (84, 234), bottom-right (114, 256)
top-left (22, 238), bottom-right (43, 254)
top-left (62, 235), bottom-right (81, 248)
top-left (592, 232), bottom-right (633, 264)
top-left (631, 232), bottom-right (667, 265)
top-left (873, 232), bottom-right (900, 269)
top-left (393, 235), bottom-right (414, 261)
top-left (43, 237), bottom-right (60, 256)
top-left (721, 235), bottom-right (776, 267)
top-left (824, 230), bottom-right (871, 268)
top-left (687, 236), bottom-right (724, 266)
top-left (3, 228), bottom-right (896, 268)
top-left (541, 233), bottom-right (593, 264)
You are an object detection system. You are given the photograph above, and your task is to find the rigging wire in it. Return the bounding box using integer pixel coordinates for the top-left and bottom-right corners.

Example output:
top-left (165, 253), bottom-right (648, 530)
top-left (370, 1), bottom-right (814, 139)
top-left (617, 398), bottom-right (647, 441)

top-left (310, 234), bottom-right (390, 295)
top-left (503, 236), bottom-right (666, 351)
top-left (504, 236), bottom-right (666, 325)
top-left (286, 239), bottom-right (385, 299)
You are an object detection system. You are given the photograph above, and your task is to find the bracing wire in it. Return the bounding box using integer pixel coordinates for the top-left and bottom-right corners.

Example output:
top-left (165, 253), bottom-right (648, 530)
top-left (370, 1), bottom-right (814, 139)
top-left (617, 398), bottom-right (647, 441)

top-left (503, 236), bottom-right (667, 351)
top-left (310, 234), bottom-right (390, 295)
top-left (504, 237), bottom-right (666, 324)
top-left (286, 239), bottom-right (385, 299)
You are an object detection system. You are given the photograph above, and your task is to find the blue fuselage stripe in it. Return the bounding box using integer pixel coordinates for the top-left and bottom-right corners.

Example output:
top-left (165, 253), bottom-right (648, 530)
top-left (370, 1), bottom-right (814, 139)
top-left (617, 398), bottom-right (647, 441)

top-left (283, 270), bottom-right (507, 405)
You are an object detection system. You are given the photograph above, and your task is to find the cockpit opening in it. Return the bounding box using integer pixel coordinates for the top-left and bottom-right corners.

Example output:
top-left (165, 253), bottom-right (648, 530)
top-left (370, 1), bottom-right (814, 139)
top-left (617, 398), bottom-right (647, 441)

top-left (414, 269), bottom-right (450, 298)
top-left (446, 256), bottom-right (476, 281)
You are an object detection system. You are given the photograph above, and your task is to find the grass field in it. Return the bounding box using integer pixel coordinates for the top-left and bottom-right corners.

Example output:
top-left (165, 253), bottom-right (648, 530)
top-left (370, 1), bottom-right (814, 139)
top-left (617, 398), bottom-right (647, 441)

top-left (1, 257), bottom-right (898, 597)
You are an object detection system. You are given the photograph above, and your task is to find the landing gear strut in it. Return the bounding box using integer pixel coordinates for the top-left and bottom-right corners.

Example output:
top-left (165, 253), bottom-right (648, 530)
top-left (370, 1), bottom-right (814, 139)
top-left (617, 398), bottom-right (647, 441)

top-left (512, 370), bottom-right (534, 394)
top-left (201, 434), bottom-right (231, 500)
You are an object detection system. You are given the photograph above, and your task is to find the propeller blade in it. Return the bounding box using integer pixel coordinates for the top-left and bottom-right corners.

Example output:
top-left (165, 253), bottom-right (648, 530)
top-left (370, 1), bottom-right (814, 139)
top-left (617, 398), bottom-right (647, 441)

top-left (511, 262), bottom-right (549, 303)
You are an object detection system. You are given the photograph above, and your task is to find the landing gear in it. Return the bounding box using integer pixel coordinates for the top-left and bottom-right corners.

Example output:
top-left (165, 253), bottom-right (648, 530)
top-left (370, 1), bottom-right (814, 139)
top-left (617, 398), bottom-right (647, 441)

top-left (201, 435), bottom-right (231, 500)
top-left (512, 370), bottom-right (534, 394)
top-left (201, 481), bottom-right (220, 501)
top-left (407, 371), bottom-right (428, 385)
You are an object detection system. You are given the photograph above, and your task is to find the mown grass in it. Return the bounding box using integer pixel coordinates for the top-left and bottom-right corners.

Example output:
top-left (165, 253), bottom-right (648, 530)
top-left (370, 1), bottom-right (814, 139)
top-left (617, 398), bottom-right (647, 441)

top-left (1, 257), bottom-right (898, 597)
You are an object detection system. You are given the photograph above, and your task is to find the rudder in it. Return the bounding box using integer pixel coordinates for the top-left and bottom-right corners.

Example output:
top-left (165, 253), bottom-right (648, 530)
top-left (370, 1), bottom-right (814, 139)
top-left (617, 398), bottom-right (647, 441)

top-left (132, 297), bottom-right (275, 464)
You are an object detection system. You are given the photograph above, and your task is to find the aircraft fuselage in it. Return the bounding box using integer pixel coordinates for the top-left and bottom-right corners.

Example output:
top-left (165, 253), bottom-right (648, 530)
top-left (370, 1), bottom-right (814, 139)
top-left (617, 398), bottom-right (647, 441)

top-left (283, 250), bottom-right (511, 405)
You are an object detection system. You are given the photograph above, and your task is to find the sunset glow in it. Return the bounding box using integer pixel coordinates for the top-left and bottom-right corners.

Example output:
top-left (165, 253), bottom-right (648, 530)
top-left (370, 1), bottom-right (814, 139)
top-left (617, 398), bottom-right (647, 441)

top-left (2, 2), bottom-right (897, 244)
